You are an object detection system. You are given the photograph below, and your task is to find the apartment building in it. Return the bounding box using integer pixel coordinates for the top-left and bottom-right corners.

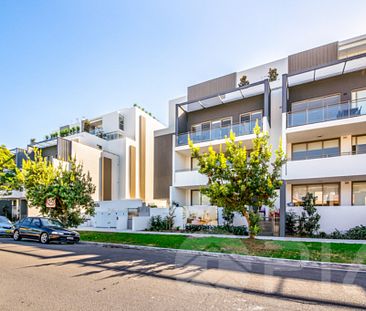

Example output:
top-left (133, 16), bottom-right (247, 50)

top-left (25, 106), bottom-right (165, 217)
top-left (154, 34), bottom-right (366, 235)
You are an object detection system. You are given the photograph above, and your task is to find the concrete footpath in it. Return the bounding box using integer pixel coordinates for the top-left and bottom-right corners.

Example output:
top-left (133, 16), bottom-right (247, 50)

top-left (77, 226), bottom-right (366, 244)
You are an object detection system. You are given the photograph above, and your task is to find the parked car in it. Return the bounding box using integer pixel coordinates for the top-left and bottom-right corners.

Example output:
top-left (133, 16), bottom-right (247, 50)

top-left (13, 217), bottom-right (80, 244)
top-left (0, 216), bottom-right (14, 237)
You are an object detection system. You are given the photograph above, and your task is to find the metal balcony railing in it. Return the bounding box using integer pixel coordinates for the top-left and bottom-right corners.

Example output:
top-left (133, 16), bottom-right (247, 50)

top-left (287, 97), bottom-right (366, 127)
top-left (176, 119), bottom-right (262, 146)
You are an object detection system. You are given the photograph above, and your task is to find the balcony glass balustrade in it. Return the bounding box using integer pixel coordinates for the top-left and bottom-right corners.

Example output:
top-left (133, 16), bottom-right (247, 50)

top-left (176, 119), bottom-right (262, 146)
top-left (287, 97), bottom-right (366, 127)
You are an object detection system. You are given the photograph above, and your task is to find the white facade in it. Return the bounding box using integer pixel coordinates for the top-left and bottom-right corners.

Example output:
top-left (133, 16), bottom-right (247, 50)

top-left (165, 34), bottom-right (366, 235)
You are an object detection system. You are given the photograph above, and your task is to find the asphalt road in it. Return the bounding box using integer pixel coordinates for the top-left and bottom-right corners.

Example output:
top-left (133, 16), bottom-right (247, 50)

top-left (0, 238), bottom-right (366, 311)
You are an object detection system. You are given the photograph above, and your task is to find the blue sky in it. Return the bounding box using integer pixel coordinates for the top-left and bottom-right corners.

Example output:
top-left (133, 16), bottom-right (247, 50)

top-left (0, 0), bottom-right (365, 148)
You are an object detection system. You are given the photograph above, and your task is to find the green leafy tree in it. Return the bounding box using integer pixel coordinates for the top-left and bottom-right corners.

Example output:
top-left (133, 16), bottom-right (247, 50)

top-left (19, 149), bottom-right (96, 227)
top-left (190, 124), bottom-right (286, 238)
top-left (0, 145), bottom-right (19, 193)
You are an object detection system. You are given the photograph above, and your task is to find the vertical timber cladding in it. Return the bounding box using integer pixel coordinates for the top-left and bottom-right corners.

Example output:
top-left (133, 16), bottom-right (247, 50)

top-left (102, 157), bottom-right (112, 201)
top-left (288, 42), bottom-right (338, 74)
top-left (129, 145), bottom-right (136, 198)
top-left (139, 116), bottom-right (146, 200)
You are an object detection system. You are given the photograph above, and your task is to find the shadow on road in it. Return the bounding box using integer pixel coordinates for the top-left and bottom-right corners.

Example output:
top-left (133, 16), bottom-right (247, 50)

top-left (1, 239), bottom-right (366, 310)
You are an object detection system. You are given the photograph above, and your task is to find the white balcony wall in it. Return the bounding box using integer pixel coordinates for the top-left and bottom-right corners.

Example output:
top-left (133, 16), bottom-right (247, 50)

top-left (288, 206), bottom-right (366, 233)
top-left (284, 154), bottom-right (366, 181)
top-left (174, 170), bottom-right (208, 188)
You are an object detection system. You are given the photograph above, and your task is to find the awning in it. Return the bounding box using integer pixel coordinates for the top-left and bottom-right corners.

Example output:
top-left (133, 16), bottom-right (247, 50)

top-left (178, 80), bottom-right (268, 113)
top-left (288, 52), bottom-right (366, 87)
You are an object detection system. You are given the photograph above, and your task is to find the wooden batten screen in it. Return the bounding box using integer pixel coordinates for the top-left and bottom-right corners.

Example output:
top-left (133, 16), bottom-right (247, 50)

top-left (129, 145), bottom-right (136, 198)
top-left (139, 116), bottom-right (146, 200)
top-left (102, 157), bottom-right (112, 201)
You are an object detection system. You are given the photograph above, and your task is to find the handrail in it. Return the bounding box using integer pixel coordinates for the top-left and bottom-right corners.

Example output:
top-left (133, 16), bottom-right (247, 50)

top-left (287, 97), bottom-right (366, 127)
top-left (176, 119), bottom-right (262, 146)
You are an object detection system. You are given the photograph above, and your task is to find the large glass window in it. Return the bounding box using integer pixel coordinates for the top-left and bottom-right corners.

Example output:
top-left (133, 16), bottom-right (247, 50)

top-left (191, 190), bottom-right (201, 205)
top-left (292, 139), bottom-right (340, 160)
top-left (352, 89), bottom-right (366, 114)
top-left (292, 183), bottom-right (340, 206)
top-left (191, 190), bottom-right (211, 206)
top-left (289, 94), bottom-right (341, 126)
top-left (352, 135), bottom-right (366, 155)
top-left (353, 182), bottom-right (366, 206)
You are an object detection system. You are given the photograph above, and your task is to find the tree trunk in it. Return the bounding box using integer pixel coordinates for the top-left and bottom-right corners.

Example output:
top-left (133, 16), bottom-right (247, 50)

top-left (243, 211), bottom-right (255, 239)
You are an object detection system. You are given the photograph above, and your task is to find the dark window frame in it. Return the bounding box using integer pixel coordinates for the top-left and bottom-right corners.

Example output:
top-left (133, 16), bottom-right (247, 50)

top-left (292, 138), bottom-right (340, 161)
top-left (291, 182), bottom-right (341, 206)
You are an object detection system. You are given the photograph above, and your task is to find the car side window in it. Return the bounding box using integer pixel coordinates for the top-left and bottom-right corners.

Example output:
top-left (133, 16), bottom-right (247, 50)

top-left (22, 218), bottom-right (32, 226)
top-left (32, 218), bottom-right (41, 227)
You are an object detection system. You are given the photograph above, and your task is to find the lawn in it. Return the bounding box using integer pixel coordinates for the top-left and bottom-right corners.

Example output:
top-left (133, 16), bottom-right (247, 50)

top-left (78, 231), bottom-right (366, 265)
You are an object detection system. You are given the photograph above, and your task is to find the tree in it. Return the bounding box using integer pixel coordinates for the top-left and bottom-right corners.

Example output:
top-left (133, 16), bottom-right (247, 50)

top-left (19, 149), bottom-right (96, 227)
top-left (190, 123), bottom-right (286, 238)
top-left (238, 75), bottom-right (250, 87)
top-left (297, 193), bottom-right (320, 237)
top-left (0, 145), bottom-right (19, 193)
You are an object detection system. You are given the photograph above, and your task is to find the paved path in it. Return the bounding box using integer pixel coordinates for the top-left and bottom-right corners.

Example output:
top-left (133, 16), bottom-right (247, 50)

top-left (1, 238), bottom-right (366, 310)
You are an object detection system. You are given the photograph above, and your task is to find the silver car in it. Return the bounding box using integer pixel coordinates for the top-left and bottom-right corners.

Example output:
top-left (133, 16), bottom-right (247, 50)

top-left (0, 216), bottom-right (14, 237)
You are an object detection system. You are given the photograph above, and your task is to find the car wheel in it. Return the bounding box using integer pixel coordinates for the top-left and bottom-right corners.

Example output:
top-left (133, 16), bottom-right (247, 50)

top-left (40, 232), bottom-right (49, 244)
top-left (13, 230), bottom-right (21, 241)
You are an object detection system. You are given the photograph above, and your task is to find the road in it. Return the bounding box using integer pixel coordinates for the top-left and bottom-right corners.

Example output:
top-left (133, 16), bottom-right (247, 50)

top-left (0, 239), bottom-right (366, 311)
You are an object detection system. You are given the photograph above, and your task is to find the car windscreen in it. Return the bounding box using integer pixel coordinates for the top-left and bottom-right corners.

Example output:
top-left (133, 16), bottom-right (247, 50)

top-left (40, 218), bottom-right (64, 228)
top-left (0, 216), bottom-right (11, 224)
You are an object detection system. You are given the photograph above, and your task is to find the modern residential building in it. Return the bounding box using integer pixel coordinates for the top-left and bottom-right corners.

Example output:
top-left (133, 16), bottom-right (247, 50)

top-left (21, 106), bottom-right (165, 218)
top-left (154, 34), bottom-right (366, 235)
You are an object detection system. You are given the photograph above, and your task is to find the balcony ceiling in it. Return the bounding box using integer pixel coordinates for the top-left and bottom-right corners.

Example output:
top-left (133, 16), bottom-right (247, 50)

top-left (179, 80), bottom-right (266, 113)
top-left (287, 53), bottom-right (366, 87)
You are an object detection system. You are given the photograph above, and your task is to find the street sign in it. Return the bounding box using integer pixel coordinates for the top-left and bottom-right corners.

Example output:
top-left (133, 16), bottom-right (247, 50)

top-left (46, 198), bottom-right (56, 208)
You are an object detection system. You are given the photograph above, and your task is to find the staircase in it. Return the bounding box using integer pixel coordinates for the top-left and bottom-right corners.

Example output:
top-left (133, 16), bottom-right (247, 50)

top-left (259, 220), bottom-right (273, 236)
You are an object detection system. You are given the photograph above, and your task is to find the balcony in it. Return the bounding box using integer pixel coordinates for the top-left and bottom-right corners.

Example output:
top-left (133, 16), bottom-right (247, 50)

top-left (284, 152), bottom-right (366, 181)
top-left (174, 169), bottom-right (208, 188)
top-left (176, 120), bottom-right (261, 147)
top-left (287, 97), bottom-right (366, 128)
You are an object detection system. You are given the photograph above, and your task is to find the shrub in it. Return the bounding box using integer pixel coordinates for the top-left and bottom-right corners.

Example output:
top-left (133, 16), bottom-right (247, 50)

top-left (148, 215), bottom-right (174, 231)
top-left (184, 224), bottom-right (248, 236)
top-left (321, 226), bottom-right (366, 240)
top-left (285, 211), bottom-right (297, 235)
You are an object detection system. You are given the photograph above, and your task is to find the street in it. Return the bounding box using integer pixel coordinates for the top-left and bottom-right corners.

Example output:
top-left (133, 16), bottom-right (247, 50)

top-left (0, 239), bottom-right (366, 311)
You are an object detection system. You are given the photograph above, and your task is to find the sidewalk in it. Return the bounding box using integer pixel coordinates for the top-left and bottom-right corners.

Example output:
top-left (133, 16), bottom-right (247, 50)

top-left (77, 226), bottom-right (366, 244)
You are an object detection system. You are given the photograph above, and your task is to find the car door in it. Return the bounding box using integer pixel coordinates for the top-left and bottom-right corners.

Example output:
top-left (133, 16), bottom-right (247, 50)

top-left (18, 218), bottom-right (32, 238)
top-left (29, 218), bottom-right (43, 240)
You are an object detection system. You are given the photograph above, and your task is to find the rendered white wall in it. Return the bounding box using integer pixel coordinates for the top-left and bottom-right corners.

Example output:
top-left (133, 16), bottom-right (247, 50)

top-left (132, 216), bottom-right (151, 231)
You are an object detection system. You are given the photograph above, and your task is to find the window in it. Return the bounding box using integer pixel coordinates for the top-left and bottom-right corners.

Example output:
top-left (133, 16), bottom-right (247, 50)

top-left (292, 139), bottom-right (340, 160)
top-left (191, 190), bottom-right (211, 206)
top-left (22, 218), bottom-right (32, 226)
top-left (240, 111), bottom-right (263, 125)
top-left (191, 190), bottom-right (201, 205)
top-left (353, 182), bottom-right (366, 206)
top-left (352, 89), bottom-right (366, 112)
top-left (352, 135), bottom-right (366, 155)
top-left (292, 183), bottom-right (340, 206)
top-left (119, 114), bottom-right (124, 131)
top-left (191, 157), bottom-right (199, 170)
top-left (32, 218), bottom-right (41, 227)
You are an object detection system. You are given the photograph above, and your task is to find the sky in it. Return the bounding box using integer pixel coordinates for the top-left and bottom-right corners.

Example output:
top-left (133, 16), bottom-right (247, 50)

top-left (0, 0), bottom-right (365, 148)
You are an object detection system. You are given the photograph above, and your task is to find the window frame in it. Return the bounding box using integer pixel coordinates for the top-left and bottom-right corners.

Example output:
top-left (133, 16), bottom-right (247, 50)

top-left (239, 110), bottom-right (263, 124)
top-left (291, 138), bottom-right (340, 161)
top-left (352, 134), bottom-right (366, 155)
top-left (290, 93), bottom-right (342, 113)
top-left (352, 181), bottom-right (366, 206)
top-left (291, 182), bottom-right (341, 206)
